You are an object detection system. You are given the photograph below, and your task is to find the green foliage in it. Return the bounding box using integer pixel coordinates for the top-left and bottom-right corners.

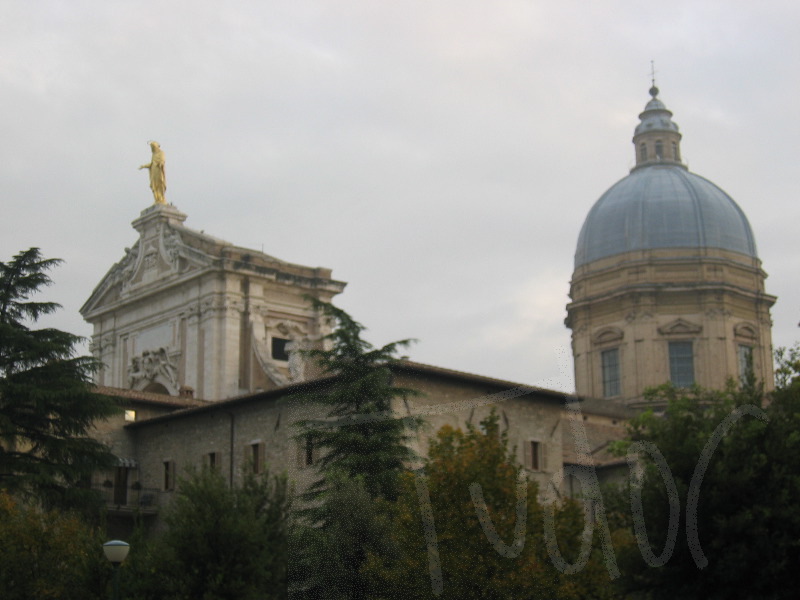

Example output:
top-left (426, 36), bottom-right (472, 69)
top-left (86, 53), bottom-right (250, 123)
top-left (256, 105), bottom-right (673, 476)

top-left (289, 301), bottom-right (422, 597)
top-left (0, 490), bottom-right (110, 599)
top-left (126, 466), bottom-right (291, 600)
top-left (364, 412), bottom-right (618, 599)
top-left (0, 248), bottom-right (117, 510)
top-left (774, 342), bottom-right (800, 389)
top-left (612, 382), bottom-right (800, 599)
top-left (293, 299), bottom-right (421, 504)
top-left (289, 472), bottom-right (395, 600)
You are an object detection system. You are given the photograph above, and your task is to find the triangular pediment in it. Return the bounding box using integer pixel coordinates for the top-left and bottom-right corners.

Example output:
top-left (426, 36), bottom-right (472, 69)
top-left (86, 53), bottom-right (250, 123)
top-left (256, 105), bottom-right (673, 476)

top-left (657, 318), bottom-right (702, 336)
top-left (81, 223), bottom-right (214, 318)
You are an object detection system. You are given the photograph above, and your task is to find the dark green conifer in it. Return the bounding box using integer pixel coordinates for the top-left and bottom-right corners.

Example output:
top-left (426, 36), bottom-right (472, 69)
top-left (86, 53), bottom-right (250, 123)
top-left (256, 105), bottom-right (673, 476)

top-left (0, 248), bottom-right (117, 509)
top-left (293, 299), bottom-right (421, 505)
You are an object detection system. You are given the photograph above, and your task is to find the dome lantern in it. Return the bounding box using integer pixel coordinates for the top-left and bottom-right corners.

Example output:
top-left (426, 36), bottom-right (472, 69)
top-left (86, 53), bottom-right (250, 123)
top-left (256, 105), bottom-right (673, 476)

top-left (632, 86), bottom-right (684, 170)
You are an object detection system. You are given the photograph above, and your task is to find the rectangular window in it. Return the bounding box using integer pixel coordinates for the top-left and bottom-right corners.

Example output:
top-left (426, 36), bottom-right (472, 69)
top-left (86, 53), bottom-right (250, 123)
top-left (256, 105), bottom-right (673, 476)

top-left (248, 442), bottom-right (265, 474)
top-left (124, 410), bottom-right (136, 422)
top-left (204, 451), bottom-right (220, 470)
top-left (601, 348), bottom-right (621, 397)
top-left (738, 345), bottom-right (753, 383)
top-left (295, 435), bottom-right (321, 469)
top-left (305, 435), bottom-right (315, 467)
top-left (669, 341), bottom-right (695, 387)
top-left (525, 441), bottom-right (545, 471)
top-left (530, 441), bottom-right (540, 470)
top-left (163, 460), bottom-right (175, 491)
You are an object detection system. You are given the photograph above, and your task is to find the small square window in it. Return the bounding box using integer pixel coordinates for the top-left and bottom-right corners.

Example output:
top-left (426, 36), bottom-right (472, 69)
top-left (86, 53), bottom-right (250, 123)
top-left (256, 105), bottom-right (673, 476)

top-left (271, 337), bottom-right (290, 361)
top-left (124, 410), bottom-right (136, 422)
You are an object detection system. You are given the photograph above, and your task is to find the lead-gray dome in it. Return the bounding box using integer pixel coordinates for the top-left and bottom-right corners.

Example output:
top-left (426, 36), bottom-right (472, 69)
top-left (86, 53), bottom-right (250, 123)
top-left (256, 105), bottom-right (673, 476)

top-left (574, 88), bottom-right (758, 268)
top-left (575, 166), bottom-right (757, 267)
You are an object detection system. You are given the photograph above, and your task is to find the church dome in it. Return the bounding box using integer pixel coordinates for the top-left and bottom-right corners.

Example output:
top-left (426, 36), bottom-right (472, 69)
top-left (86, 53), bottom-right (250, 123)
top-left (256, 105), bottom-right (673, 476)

top-left (574, 88), bottom-right (758, 268)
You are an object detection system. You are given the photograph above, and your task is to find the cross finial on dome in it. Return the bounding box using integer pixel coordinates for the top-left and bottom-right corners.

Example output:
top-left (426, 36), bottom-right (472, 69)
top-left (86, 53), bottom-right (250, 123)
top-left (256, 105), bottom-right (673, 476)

top-left (649, 60), bottom-right (659, 98)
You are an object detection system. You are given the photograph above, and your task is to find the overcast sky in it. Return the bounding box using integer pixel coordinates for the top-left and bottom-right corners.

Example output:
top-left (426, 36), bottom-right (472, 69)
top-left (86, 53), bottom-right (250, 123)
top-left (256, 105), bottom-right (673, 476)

top-left (1, 1), bottom-right (798, 394)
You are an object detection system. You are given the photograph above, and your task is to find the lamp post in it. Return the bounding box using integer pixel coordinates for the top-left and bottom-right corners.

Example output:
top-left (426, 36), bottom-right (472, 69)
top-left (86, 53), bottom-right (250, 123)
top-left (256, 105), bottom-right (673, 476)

top-left (103, 540), bottom-right (130, 600)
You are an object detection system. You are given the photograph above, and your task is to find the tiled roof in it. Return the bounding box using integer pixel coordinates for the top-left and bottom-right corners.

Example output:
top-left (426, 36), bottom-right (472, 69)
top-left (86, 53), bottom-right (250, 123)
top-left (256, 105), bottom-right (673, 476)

top-left (92, 385), bottom-right (206, 408)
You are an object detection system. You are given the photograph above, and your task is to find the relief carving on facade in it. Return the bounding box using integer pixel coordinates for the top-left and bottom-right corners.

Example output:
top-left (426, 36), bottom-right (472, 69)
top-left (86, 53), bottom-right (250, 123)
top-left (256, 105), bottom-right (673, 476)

top-left (128, 347), bottom-right (179, 390)
top-left (285, 337), bottom-right (310, 382)
top-left (94, 333), bottom-right (116, 354)
top-left (273, 321), bottom-right (314, 383)
top-left (161, 224), bottom-right (183, 270)
top-left (705, 307), bottom-right (733, 319)
top-left (624, 310), bottom-right (653, 323)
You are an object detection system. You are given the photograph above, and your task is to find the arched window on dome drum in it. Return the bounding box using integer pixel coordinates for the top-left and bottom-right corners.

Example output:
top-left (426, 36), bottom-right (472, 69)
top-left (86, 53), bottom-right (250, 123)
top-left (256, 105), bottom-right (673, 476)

top-left (672, 141), bottom-right (679, 161)
top-left (655, 140), bottom-right (663, 160)
top-left (640, 143), bottom-right (648, 162)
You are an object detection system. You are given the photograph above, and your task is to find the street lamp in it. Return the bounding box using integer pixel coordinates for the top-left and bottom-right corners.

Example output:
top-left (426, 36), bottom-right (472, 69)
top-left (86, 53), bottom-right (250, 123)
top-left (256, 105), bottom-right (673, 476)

top-left (103, 540), bottom-right (130, 600)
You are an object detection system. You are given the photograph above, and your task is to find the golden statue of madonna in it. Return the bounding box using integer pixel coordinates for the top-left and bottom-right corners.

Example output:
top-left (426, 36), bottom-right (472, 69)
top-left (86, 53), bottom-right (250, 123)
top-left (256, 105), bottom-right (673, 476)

top-left (139, 141), bottom-right (167, 205)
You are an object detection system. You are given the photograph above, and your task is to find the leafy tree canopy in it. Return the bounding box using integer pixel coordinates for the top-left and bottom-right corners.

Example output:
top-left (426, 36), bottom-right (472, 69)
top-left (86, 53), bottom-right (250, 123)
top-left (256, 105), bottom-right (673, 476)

top-left (0, 248), bottom-right (117, 509)
top-left (774, 342), bottom-right (800, 389)
top-left (364, 412), bottom-right (618, 599)
top-left (611, 379), bottom-right (800, 599)
top-left (0, 490), bottom-right (110, 600)
top-left (126, 466), bottom-right (291, 600)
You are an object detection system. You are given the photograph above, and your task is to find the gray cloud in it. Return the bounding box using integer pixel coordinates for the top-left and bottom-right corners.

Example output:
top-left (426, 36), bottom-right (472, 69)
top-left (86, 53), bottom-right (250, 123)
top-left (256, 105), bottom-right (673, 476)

top-left (2, 1), bottom-right (798, 393)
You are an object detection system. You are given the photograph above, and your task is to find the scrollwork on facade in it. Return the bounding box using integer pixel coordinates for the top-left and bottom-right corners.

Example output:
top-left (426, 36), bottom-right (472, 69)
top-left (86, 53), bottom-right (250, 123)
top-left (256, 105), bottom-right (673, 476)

top-left (705, 307), bottom-right (732, 319)
top-left (96, 333), bottom-right (116, 354)
top-left (109, 242), bottom-right (142, 291)
top-left (624, 311), bottom-right (654, 323)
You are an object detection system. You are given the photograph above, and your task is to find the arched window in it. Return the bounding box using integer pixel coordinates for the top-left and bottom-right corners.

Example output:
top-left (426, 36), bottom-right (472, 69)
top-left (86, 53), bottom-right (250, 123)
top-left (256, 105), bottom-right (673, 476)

top-left (640, 143), bottom-right (648, 162)
top-left (655, 140), bottom-right (663, 159)
top-left (672, 141), bottom-right (680, 161)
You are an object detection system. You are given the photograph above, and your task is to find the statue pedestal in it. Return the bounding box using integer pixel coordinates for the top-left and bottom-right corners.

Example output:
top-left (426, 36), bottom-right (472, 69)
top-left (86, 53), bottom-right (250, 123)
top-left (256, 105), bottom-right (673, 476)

top-left (132, 204), bottom-right (188, 234)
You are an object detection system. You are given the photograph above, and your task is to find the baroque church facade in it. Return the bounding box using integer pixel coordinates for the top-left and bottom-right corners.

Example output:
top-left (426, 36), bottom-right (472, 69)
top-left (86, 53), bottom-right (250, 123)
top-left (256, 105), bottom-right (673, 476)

top-left (85, 85), bottom-right (774, 530)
